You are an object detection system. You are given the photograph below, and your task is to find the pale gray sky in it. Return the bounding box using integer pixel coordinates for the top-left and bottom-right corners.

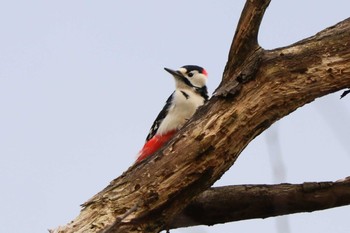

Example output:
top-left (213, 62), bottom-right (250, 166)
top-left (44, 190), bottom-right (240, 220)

top-left (0, 1), bottom-right (349, 233)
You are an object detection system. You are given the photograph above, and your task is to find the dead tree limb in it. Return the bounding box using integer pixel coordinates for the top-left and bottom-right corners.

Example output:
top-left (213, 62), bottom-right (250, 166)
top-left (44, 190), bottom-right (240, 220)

top-left (51, 1), bottom-right (350, 232)
top-left (171, 177), bottom-right (350, 228)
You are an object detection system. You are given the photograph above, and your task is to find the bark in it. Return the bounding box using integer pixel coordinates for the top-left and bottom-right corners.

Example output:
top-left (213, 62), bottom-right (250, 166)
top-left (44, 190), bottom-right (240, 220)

top-left (171, 177), bottom-right (350, 228)
top-left (51, 1), bottom-right (350, 232)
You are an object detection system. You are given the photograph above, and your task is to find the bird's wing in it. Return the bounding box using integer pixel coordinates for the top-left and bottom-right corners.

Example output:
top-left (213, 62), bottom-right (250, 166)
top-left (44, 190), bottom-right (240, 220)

top-left (145, 92), bottom-right (174, 142)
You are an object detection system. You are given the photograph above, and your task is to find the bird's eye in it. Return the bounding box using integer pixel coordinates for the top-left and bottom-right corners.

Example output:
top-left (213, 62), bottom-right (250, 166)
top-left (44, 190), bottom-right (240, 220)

top-left (188, 72), bottom-right (194, 77)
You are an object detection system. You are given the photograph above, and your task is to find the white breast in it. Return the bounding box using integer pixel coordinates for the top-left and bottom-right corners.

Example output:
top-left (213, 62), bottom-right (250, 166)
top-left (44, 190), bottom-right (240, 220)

top-left (156, 89), bottom-right (204, 135)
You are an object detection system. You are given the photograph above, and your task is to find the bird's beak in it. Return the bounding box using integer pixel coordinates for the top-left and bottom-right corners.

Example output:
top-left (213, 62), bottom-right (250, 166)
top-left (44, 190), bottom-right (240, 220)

top-left (164, 67), bottom-right (185, 79)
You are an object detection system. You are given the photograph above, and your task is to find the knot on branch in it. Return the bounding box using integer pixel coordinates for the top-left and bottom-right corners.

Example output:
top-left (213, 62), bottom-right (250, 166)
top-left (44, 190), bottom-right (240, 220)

top-left (215, 48), bottom-right (264, 98)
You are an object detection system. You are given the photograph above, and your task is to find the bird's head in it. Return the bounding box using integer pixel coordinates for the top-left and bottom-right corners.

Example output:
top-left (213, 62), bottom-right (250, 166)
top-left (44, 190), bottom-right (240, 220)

top-left (164, 65), bottom-right (208, 89)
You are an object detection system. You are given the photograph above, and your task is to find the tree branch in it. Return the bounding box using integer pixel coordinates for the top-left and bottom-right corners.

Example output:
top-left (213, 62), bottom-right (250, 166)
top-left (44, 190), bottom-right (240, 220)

top-left (171, 177), bottom-right (350, 228)
top-left (226, 0), bottom-right (270, 68)
top-left (51, 2), bottom-right (350, 233)
top-left (219, 0), bottom-right (271, 97)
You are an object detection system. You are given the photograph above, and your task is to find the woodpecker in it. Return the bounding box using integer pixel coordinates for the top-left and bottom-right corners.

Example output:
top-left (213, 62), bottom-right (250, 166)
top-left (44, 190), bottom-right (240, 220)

top-left (136, 65), bottom-right (209, 162)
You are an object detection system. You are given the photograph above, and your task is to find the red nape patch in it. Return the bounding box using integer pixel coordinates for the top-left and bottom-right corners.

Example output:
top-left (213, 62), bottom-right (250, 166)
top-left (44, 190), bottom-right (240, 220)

top-left (136, 131), bottom-right (176, 163)
top-left (202, 68), bottom-right (208, 77)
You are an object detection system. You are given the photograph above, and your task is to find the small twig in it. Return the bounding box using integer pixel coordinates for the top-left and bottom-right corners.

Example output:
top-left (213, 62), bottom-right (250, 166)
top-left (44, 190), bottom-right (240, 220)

top-left (340, 89), bottom-right (350, 99)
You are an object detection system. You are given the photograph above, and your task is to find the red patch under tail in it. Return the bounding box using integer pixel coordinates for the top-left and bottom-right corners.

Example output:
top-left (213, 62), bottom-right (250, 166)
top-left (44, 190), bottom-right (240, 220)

top-left (136, 131), bottom-right (176, 162)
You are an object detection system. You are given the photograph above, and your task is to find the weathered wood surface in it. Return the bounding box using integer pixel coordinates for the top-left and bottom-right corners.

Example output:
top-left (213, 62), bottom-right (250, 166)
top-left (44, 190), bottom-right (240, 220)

top-left (51, 0), bottom-right (350, 232)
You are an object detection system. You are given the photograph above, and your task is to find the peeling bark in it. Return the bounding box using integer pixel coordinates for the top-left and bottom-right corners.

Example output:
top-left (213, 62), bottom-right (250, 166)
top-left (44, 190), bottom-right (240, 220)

top-left (51, 1), bottom-right (350, 232)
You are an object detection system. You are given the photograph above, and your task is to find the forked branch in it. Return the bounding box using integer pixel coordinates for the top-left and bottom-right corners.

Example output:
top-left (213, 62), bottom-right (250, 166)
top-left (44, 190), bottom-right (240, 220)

top-left (51, 2), bottom-right (350, 232)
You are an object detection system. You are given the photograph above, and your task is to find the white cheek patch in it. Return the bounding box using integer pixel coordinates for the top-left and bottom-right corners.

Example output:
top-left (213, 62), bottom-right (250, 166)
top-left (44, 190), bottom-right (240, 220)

top-left (191, 73), bottom-right (207, 88)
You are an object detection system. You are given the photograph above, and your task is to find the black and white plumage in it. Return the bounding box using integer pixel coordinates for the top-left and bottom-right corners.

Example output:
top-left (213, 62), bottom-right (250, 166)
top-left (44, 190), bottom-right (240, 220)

top-left (136, 65), bottom-right (209, 162)
top-left (146, 65), bottom-right (209, 141)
